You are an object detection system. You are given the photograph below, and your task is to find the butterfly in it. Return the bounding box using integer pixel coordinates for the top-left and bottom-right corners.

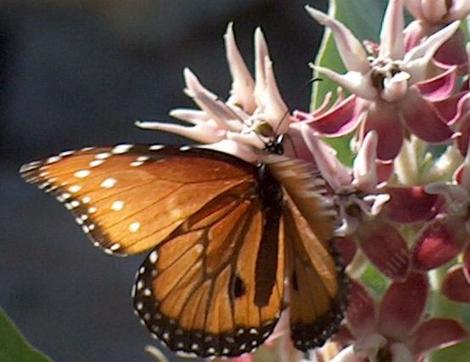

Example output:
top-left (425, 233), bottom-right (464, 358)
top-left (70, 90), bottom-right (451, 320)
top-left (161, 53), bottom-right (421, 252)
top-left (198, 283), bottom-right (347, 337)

top-left (20, 141), bottom-right (347, 358)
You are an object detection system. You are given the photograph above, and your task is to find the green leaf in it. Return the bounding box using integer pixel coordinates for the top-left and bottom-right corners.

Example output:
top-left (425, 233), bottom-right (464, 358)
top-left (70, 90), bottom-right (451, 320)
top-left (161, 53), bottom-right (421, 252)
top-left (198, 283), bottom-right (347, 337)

top-left (360, 263), bottom-right (389, 297)
top-left (429, 341), bottom-right (470, 362)
top-left (311, 0), bottom-right (387, 109)
top-left (0, 308), bottom-right (53, 362)
top-left (323, 134), bottom-right (354, 166)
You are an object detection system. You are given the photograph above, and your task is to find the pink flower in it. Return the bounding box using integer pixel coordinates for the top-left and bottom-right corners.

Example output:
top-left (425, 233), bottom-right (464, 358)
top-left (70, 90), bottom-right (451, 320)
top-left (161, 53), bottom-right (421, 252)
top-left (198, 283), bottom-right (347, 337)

top-left (300, 129), bottom-right (413, 280)
top-left (331, 275), bottom-right (468, 361)
top-left (404, 0), bottom-right (470, 69)
top-left (413, 145), bottom-right (470, 301)
top-left (432, 45), bottom-right (470, 156)
top-left (405, 0), bottom-right (470, 25)
top-left (413, 146), bottom-right (470, 272)
top-left (136, 23), bottom-right (289, 163)
top-left (298, 1), bottom-right (459, 160)
top-left (300, 129), bottom-right (390, 235)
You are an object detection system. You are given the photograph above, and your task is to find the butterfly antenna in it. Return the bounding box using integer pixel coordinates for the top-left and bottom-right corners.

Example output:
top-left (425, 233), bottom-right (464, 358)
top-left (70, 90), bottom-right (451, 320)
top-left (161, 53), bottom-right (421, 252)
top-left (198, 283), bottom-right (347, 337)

top-left (273, 108), bottom-right (291, 136)
top-left (283, 133), bottom-right (299, 158)
top-left (274, 77), bottom-right (323, 136)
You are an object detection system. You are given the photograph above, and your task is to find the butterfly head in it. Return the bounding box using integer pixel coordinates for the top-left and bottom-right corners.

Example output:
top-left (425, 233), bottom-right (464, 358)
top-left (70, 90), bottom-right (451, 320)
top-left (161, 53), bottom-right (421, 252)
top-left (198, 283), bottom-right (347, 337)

top-left (263, 134), bottom-right (285, 155)
top-left (248, 117), bottom-right (286, 156)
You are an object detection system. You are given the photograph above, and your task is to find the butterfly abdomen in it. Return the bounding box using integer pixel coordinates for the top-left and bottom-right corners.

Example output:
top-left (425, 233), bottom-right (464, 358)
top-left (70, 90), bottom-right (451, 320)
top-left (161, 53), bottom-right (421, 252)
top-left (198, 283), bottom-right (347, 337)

top-left (254, 163), bottom-right (283, 307)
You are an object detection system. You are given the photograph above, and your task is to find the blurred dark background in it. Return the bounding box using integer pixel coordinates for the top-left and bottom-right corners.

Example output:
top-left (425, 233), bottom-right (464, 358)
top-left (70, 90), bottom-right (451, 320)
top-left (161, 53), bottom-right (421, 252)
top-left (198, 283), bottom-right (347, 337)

top-left (0, 1), bottom-right (326, 361)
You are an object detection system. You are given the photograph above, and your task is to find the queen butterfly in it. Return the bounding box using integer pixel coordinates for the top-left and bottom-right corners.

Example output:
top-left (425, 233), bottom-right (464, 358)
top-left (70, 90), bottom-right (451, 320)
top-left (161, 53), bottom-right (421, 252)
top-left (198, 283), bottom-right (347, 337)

top-left (20, 142), bottom-right (347, 358)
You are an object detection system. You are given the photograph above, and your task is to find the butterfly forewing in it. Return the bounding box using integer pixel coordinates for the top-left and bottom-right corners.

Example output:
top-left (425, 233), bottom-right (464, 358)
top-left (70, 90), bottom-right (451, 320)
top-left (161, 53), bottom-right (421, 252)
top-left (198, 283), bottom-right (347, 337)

top-left (20, 145), bottom-right (255, 255)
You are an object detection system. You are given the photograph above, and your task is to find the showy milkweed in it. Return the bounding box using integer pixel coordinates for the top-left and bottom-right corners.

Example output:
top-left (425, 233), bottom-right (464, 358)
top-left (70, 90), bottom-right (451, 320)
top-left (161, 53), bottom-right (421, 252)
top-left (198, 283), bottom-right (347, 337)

top-left (20, 139), bottom-right (347, 358)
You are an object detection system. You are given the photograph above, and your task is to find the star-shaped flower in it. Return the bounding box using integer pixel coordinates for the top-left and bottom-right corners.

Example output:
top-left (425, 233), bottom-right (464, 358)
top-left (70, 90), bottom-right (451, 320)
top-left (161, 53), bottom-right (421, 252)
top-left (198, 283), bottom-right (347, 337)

top-left (136, 23), bottom-right (289, 163)
top-left (329, 275), bottom-right (468, 361)
top-left (297, 1), bottom-right (459, 160)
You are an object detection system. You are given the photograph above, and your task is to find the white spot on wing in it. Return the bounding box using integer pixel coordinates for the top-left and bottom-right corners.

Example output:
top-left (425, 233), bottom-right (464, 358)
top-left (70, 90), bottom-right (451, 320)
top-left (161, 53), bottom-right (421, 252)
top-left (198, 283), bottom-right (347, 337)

top-left (95, 153), bottom-right (111, 160)
top-left (149, 251), bottom-right (158, 263)
top-left (61, 193), bottom-right (71, 200)
top-left (101, 178), bottom-right (117, 189)
top-left (110, 243), bottom-right (121, 251)
top-left (21, 161), bottom-right (41, 172)
top-left (68, 185), bottom-right (81, 193)
top-left (46, 156), bottom-right (61, 164)
top-left (89, 160), bottom-right (104, 167)
top-left (112, 144), bottom-right (133, 154)
top-left (149, 145), bottom-right (164, 151)
top-left (129, 222), bottom-right (140, 232)
top-left (74, 170), bottom-right (90, 178)
top-left (59, 150), bottom-right (74, 157)
top-left (111, 200), bottom-right (124, 211)
top-left (70, 200), bottom-right (80, 208)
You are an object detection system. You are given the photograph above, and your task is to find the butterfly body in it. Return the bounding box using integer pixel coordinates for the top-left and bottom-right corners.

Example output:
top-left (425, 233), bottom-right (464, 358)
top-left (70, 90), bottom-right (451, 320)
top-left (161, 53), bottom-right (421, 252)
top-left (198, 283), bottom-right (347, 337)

top-left (20, 143), bottom-right (347, 358)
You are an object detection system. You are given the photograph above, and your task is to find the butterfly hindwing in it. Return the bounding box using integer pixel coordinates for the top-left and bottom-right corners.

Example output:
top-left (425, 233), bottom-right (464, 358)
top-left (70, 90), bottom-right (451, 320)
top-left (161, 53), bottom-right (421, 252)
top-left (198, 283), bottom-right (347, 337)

top-left (264, 157), bottom-right (347, 351)
top-left (132, 162), bottom-right (285, 358)
top-left (284, 197), bottom-right (347, 351)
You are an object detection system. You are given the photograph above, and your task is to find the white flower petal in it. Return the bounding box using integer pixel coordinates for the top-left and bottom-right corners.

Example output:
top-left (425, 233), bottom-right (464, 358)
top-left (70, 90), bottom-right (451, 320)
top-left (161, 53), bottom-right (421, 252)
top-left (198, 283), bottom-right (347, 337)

top-left (168, 109), bottom-right (208, 124)
top-left (353, 130), bottom-right (379, 192)
top-left (260, 57), bottom-right (289, 133)
top-left (330, 345), bottom-right (364, 362)
top-left (224, 23), bottom-right (256, 113)
top-left (300, 123), bottom-right (352, 190)
top-left (421, 0), bottom-right (449, 23)
top-left (183, 68), bottom-right (240, 131)
top-left (305, 5), bottom-right (370, 73)
top-left (381, 71), bottom-right (410, 102)
top-left (227, 130), bottom-right (266, 150)
top-left (390, 342), bottom-right (413, 362)
top-left (363, 193), bottom-right (391, 216)
top-left (354, 333), bottom-right (388, 361)
top-left (379, 0), bottom-right (405, 60)
top-left (425, 182), bottom-right (470, 216)
top-left (310, 64), bottom-right (378, 100)
top-left (136, 120), bottom-right (226, 144)
top-left (254, 27), bottom-right (270, 106)
top-left (449, 0), bottom-right (470, 21)
top-left (404, 21), bottom-right (460, 81)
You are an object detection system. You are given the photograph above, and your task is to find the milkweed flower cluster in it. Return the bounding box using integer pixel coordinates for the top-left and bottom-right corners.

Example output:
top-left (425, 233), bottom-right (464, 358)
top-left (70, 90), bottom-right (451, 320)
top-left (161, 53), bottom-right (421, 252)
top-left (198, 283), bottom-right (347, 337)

top-left (142, 0), bottom-right (470, 361)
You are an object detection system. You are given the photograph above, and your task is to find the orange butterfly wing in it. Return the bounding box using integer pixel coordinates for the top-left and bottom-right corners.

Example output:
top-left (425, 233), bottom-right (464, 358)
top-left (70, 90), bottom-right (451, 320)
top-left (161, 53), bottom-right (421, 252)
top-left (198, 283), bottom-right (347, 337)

top-left (21, 145), bottom-right (260, 255)
top-left (133, 188), bottom-right (285, 357)
top-left (266, 157), bottom-right (347, 351)
top-left (21, 144), bottom-right (286, 358)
